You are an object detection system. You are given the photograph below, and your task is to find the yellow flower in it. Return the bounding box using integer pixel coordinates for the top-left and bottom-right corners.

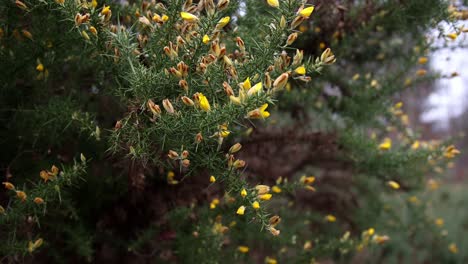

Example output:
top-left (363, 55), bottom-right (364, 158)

top-left (265, 256), bottom-right (278, 264)
top-left (418, 57), bottom-right (428, 64)
top-left (16, 191), bottom-right (27, 202)
top-left (325, 214), bottom-right (336, 222)
top-left (238, 245), bottom-right (249, 253)
top-left (209, 175), bottom-right (216, 183)
top-left (2, 182), bottom-right (15, 190)
top-left (427, 179), bottom-right (440, 190)
top-left (267, 0), bottom-right (279, 8)
top-left (435, 218), bottom-right (444, 227)
top-left (259, 193), bottom-right (272, 200)
top-left (34, 197), bottom-right (44, 204)
top-left (447, 33), bottom-right (458, 40)
top-left (416, 69), bottom-right (427, 76)
top-left (247, 82), bottom-right (262, 96)
top-left (216, 16), bottom-right (230, 29)
top-left (303, 240), bottom-right (313, 250)
top-left (89, 26), bottom-right (98, 36)
top-left (240, 188), bottom-right (247, 198)
top-left (444, 145), bottom-right (460, 158)
top-left (299, 6), bottom-right (315, 18)
top-left (411, 140), bottom-right (420, 150)
top-left (236, 205), bottom-right (246, 215)
top-left (408, 196), bottom-right (420, 205)
top-left (202, 34), bottom-right (210, 44)
top-left (198, 93), bottom-right (211, 111)
top-left (294, 65), bottom-right (306, 75)
top-left (180, 12), bottom-right (199, 23)
top-left (101, 5), bottom-right (111, 16)
top-left (210, 198), bottom-right (220, 209)
top-left (448, 243), bottom-right (458, 254)
top-left (387, 180), bottom-right (400, 190)
top-left (272, 186), bottom-right (282, 193)
top-left (246, 104), bottom-right (270, 119)
top-left (320, 48), bottom-right (336, 64)
top-left (91, 0), bottom-right (97, 8)
top-left (378, 138), bottom-right (392, 150)
top-left (252, 201), bottom-right (260, 210)
top-left (300, 175), bottom-right (315, 185)
top-left (220, 130), bottom-right (230, 138)
top-left (167, 171), bottom-right (179, 185)
top-left (28, 238), bottom-right (43, 253)
top-left (36, 63), bottom-right (44, 72)
top-left (242, 77), bottom-right (251, 90)
top-left (162, 15), bottom-right (169, 22)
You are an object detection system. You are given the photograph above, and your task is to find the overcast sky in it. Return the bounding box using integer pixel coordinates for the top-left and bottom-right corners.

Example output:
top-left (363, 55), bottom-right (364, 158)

top-left (421, 20), bottom-right (468, 130)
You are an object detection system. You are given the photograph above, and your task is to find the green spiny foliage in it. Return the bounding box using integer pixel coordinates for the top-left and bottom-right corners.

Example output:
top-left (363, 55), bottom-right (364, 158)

top-left (1, 0), bottom-right (467, 263)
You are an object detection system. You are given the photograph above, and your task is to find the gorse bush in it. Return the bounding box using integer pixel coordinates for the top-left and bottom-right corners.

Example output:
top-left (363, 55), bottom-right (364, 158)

top-left (0, 0), bottom-right (467, 263)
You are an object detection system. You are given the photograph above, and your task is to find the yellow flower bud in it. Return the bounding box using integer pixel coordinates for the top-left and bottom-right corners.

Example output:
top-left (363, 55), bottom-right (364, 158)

top-left (89, 26), bottom-right (98, 36)
top-left (209, 175), bottom-right (216, 183)
top-left (378, 138), bottom-right (392, 150)
top-left (272, 186), bottom-right (282, 193)
top-left (259, 193), bottom-right (272, 200)
top-left (229, 143), bottom-right (242, 154)
top-left (36, 63), bottom-right (44, 72)
top-left (247, 82), bottom-right (262, 96)
top-left (246, 104), bottom-right (270, 119)
top-left (299, 6), bottom-right (315, 18)
top-left (236, 205), bottom-right (246, 215)
top-left (252, 201), bottom-right (260, 209)
top-left (267, 0), bottom-right (279, 8)
top-left (198, 93), bottom-right (211, 111)
top-left (238, 245), bottom-right (249, 253)
top-left (294, 65), bottom-right (306, 75)
top-left (101, 5), bottom-right (111, 16)
top-left (240, 188), bottom-right (247, 198)
top-left (418, 57), bottom-right (428, 64)
top-left (180, 12), bottom-right (199, 23)
top-left (216, 16), bottom-right (230, 30)
top-left (325, 214), bottom-right (336, 222)
top-left (202, 34), bottom-right (210, 44)
top-left (387, 180), bottom-right (400, 190)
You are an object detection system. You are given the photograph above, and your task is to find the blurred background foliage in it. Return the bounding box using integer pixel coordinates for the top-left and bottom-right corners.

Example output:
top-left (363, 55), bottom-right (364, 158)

top-left (1, 0), bottom-right (468, 263)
